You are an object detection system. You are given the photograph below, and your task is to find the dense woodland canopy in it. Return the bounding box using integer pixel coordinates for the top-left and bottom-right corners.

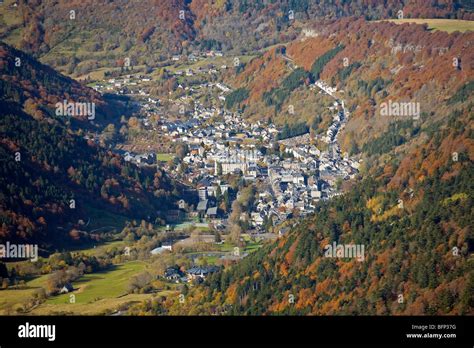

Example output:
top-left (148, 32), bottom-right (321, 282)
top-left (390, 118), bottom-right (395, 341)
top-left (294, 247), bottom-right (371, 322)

top-left (1, 0), bottom-right (472, 75)
top-left (0, 43), bottom-right (181, 250)
top-left (225, 17), bottom-right (474, 143)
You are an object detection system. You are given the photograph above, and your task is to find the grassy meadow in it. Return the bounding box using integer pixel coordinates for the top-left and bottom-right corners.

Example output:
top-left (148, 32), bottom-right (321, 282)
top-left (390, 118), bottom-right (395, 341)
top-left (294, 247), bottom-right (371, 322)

top-left (0, 259), bottom-right (177, 315)
top-left (381, 18), bottom-right (474, 33)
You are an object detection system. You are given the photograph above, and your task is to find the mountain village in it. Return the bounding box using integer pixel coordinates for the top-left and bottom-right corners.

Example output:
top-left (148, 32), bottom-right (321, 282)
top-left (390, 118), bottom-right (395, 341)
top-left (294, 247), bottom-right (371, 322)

top-left (90, 59), bottom-right (362, 236)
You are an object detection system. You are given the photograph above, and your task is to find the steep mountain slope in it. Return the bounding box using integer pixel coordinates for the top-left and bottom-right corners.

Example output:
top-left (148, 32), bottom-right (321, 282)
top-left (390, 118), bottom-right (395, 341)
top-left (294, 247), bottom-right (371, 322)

top-left (1, 0), bottom-right (196, 75)
top-left (174, 156), bottom-right (473, 315)
top-left (160, 98), bottom-right (473, 315)
top-left (0, 42), bottom-right (179, 250)
top-left (0, 0), bottom-right (471, 76)
top-left (131, 20), bottom-right (474, 316)
top-left (0, 40), bottom-right (140, 126)
top-left (223, 18), bottom-right (474, 152)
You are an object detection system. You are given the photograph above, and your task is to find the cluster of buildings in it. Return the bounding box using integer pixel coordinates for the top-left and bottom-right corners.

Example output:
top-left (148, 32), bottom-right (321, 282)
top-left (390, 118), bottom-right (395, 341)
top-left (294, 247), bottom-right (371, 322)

top-left (92, 74), bottom-right (157, 98)
top-left (172, 50), bottom-right (224, 63)
top-left (121, 151), bottom-right (157, 166)
top-left (163, 265), bottom-right (219, 283)
top-left (250, 140), bottom-right (358, 228)
top-left (160, 95), bottom-right (360, 232)
top-left (99, 64), bottom-right (360, 234)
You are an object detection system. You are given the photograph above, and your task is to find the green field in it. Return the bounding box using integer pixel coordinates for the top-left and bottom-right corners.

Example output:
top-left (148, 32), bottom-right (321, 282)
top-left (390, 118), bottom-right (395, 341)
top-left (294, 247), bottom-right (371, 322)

top-left (218, 239), bottom-right (263, 254)
top-left (184, 239), bottom-right (263, 264)
top-left (0, 273), bottom-right (50, 313)
top-left (46, 261), bottom-right (147, 305)
top-left (70, 240), bottom-right (127, 257)
top-left (161, 55), bottom-right (256, 74)
top-left (0, 260), bottom-right (153, 314)
top-left (156, 153), bottom-right (174, 162)
top-left (381, 18), bottom-right (474, 33)
top-left (187, 252), bottom-right (221, 265)
top-left (31, 292), bottom-right (173, 315)
top-left (160, 220), bottom-right (210, 231)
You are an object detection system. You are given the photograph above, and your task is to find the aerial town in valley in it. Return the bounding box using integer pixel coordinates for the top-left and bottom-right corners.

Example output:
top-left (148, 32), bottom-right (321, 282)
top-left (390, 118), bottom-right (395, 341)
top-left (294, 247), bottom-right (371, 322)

top-left (2, 0), bottom-right (470, 321)
top-left (87, 51), bottom-right (361, 240)
top-left (63, 48), bottom-right (365, 285)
